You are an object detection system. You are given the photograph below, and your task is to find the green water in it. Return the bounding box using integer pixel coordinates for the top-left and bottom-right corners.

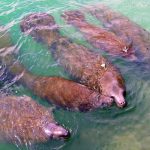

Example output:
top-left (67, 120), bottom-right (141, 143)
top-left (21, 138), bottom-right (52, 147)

top-left (0, 0), bottom-right (150, 149)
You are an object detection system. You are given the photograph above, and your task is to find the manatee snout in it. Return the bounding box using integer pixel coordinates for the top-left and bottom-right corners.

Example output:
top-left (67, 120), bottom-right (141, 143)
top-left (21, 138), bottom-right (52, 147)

top-left (111, 88), bottom-right (127, 108)
top-left (44, 123), bottom-right (70, 139)
top-left (100, 71), bottom-right (127, 108)
top-left (20, 13), bottom-right (56, 33)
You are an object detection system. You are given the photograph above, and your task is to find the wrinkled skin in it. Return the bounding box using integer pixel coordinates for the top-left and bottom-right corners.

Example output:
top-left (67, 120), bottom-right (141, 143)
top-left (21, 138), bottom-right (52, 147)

top-left (20, 13), bottom-right (127, 108)
top-left (88, 4), bottom-right (150, 61)
top-left (0, 95), bottom-right (69, 144)
top-left (62, 10), bottom-right (136, 60)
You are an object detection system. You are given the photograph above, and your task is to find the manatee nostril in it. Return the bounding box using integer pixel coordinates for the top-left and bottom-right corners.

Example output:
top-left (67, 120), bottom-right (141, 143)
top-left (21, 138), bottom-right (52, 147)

top-left (60, 130), bottom-right (70, 139)
top-left (122, 101), bottom-right (127, 107)
top-left (120, 101), bottom-right (127, 108)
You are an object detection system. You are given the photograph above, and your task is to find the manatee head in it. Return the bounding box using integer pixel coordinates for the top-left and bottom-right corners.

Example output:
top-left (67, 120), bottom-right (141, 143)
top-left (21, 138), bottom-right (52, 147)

top-left (20, 13), bottom-right (59, 45)
top-left (62, 10), bottom-right (86, 24)
top-left (100, 71), bottom-right (127, 108)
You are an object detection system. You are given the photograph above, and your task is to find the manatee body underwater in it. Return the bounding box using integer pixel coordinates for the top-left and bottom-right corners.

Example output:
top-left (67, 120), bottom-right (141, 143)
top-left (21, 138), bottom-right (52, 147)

top-left (87, 4), bottom-right (150, 61)
top-left (20, 13), bottom-right (127, 108)
top-left (0, 94), bottom-right (69, 144)
top-left (0, 26), bottom-right (14, 87)
top-left (0, 29), bottom-right (113, 112)
top-left (62, 10), bottom-right (135, 60)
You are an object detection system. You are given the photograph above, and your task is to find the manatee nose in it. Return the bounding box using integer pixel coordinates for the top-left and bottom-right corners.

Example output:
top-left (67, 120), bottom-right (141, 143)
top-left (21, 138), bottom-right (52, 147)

top-left (52, 125), bottom-right (70, 139)
top-left (114, 96), bottom-right (127, 108)
top-left (122, 101), bottom-right (127, 108)
top-left (111, 87), bottom-right (127, 108)
top-left (44, 123), bottom-right (70, 139)
top-left (57, 129), bottom-right (70, 139)
top-left (117, 101), bottom-right (127, 108)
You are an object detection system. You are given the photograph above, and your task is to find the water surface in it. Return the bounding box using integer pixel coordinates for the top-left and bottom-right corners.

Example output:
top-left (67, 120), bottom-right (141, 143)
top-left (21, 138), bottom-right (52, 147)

top-left (0, 0), bottom-right (150, 149)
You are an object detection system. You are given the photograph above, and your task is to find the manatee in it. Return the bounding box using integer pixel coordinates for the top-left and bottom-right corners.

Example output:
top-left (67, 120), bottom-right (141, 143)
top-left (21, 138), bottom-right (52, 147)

top-left (0, 94), bottom-right (69, 144)
top-left (4, 56), bottom-right (114, 111)
top-left (20, 13), bottom-right (127, 108)
top-left (0, 31), bottom-right (113, 112)
top-left (0, 49), bottom-right (113, 111)
top-left (62, 10), bottom-right (136, 60)
top-left (87, 4), bottom-right (150, 61)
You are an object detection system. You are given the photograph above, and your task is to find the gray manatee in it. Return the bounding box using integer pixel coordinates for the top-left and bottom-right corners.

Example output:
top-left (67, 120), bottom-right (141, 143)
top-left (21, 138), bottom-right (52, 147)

top-left (0, 94), bottom-right (69, 144)
top-left (88, 4), bottom-right (150, 61)
top-left (0, 27), bottom-right (113, 112)
top-left (20, 13), bottom-right (127, 108)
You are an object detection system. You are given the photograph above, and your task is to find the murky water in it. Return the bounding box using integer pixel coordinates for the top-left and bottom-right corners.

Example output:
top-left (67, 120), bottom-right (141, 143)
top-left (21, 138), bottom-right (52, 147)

top-left (0, 0), bottom-right (150, 149)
